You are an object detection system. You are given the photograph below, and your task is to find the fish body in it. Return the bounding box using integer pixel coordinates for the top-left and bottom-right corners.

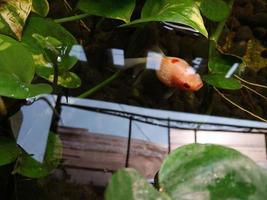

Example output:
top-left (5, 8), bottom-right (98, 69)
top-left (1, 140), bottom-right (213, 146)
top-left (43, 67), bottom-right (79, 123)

top-left (111, 49), bottom-right (203, 91)
top-left (156, 57), bottom-right (203, 92)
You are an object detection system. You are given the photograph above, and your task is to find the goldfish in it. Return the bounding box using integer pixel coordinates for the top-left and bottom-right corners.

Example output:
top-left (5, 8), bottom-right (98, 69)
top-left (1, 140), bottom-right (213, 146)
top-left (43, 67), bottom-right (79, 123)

top-left (110, 49), bottom-right (203, 92)
top-left (156, 57), bottom-right (203, 92)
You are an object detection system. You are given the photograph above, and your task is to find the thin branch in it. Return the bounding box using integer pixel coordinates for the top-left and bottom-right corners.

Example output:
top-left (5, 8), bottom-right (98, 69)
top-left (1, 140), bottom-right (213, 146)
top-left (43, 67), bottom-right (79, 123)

top-left (243, 84), bottom-right (267, 101)
top-left (63, 0), bottom-right (91, 32)
top-left (235, 75), bottom-right (267, 89)
top-left (78, 71), bottom-right (122, 98)
top-left (214, 87), bottom-right (267, 123)
top-left (54, 13), bottom-right (89, 24)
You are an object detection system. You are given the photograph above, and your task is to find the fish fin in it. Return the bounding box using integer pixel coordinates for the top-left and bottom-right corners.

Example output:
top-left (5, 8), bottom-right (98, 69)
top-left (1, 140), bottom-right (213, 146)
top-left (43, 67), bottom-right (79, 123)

top-left (148, 45), bottom-right (165, 56)
top-left (133, 68), bottom-right (146, 86)
top-left (124, 58), bottom-right (147, 68)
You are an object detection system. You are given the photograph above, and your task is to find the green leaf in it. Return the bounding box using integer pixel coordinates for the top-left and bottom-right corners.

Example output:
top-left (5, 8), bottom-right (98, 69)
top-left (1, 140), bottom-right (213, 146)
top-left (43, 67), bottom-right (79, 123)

top-left (36, 68), bottom-right (81, 88)
top-left (203, 74), bottom-right (242, 90)
top-left (0, 72), bottom-right (52, 99)
top-left (15, 132), bottom-right (62, 178)
top-left (77, 0), bottom-right (135, 23)
top-left (105, 168), bottom-right (171, 200)
top-left (32, 0), bottom-right (49, 17)
top-left (22, 16), bottom-right (79, 88)
top-left (0, 34), bottom-right (52, 98)
top-left (124, 0), bottom-right (208, 37)
top-left (22, 16), bottom-right (77, 72)
top-left (200, 0), bottom-right (230, 22)
top-left (159, 144), bottom-right (267, 200)
top-left (0, 0), bottom-right (32, 40)
top-left (0, 34), bottom-right (35, 83)
top-left (209, 53), bottom-right (241, 74)
top-left (0, 137), bottom-right (20, 166)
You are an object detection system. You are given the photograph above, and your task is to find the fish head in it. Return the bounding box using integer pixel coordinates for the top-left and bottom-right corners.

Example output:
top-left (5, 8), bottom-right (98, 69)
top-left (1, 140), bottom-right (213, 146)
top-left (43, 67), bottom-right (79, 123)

top-left (156, 57), bottom-right (203, 92)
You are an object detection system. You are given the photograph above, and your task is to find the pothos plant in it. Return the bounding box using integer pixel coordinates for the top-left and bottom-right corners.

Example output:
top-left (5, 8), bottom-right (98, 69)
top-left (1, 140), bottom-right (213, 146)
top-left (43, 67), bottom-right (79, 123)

top-left (0, 0), bottom-right (266, 197)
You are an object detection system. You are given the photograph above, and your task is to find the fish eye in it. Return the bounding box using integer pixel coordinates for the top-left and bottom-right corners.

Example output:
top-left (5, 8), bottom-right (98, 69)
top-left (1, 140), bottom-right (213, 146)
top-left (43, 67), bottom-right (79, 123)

top-left (183, 83), bottom-right (190, 89)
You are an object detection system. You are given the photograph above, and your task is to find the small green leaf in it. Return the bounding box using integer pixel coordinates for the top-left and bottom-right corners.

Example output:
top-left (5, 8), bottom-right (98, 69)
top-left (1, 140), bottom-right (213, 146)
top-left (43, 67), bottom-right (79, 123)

top-left (203, 74), bottom-right (242, 90)
top-left (77, 0), bottom-right (136, 23)
top-left (0, 72), bottom-right (52, 99)
top-left (0, 137), bottom-right (20, 166)
top-left (22, 16), bottom-right (78, 72)
top-left (200, 0), bottom-right (230, 22)
top-left (124, 0), bottom-right (208, 37)
top-left (209, 53), bottom-right (241, 74)
top-left (105, 168), bottom-right (171, 200)
top-left (0, 0), bottom-right (32, 40)
top-left (32, 0), bottom-right (49, 17)
top-left (15, 132), bottom-right (62, 178)
top-left (22, 16), bottom-right (80, 88)
top-left (36, 69), bottom-right (81, 88)
top-left (159, 144), bottom-right (267, 200)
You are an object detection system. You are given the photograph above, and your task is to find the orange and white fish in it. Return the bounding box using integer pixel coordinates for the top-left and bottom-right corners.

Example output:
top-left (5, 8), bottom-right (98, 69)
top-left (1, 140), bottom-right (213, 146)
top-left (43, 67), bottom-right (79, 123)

top-left (120, 55), bottom-right (203, 92)
top-left (156, 57), bottom-right (203, 92)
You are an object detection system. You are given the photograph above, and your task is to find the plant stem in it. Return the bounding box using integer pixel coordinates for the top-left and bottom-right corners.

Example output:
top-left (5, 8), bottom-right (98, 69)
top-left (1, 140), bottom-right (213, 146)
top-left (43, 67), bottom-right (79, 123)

top-left (78, 71), bottom-right (122, 98)
top-left (54, 13), bottom-right (89, 23)
top-left (209, 0), bottom-right (235, 57)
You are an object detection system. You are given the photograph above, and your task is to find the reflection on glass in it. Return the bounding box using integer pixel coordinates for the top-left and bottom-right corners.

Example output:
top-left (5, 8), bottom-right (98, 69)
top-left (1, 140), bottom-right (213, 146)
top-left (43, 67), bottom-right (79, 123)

top-left (225, 63), bottom-right (240, 78)
top-left (110, 48), bottom-right (125, 67)
top-left (192, 57), bottom-right (204, 70)
top-left (69, 44), bottom-right (87, 61)
top-left (162, 22), bottom-right (200, 33)
top-left (146, 51), bottom-right (162, 70)
top-left (16, 95), bottom-right (56, 162)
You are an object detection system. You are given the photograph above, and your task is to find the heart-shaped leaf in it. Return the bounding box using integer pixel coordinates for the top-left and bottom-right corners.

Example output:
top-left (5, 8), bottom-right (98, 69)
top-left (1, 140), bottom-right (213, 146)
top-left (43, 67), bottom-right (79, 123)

top-left (22, 16), bottom-right (78, 72)
top-left (200, 0), bottom-right (230, 22)
top-left (22, 16), bottom-right (80, 88)
top-left (0, 34), bottom-right (52, 98)
top-left (0, 34), bottom-right (35, 83)
top-left (76, 0), bottom-right (136, 23)
top-left (0, 0), bottom-right (32, 40)
top-left (105, 168), bottom-right (171, 200)
top-left (203, 74), bottom-right (242, 90)
top-left (209, 52), bottom-right (241, 74)
top-left (159, 144), bottom-right (267, 200)
top-left (32, 0), bottom-right (49, 17)
top-left (0, 137), bottom-right (20, 166)
top-left (124, 0), bottom-right (208, 37)
top-left (0, 72), bottom-right (52, 99)
top-left (14, 132), bottom-right (62, 178)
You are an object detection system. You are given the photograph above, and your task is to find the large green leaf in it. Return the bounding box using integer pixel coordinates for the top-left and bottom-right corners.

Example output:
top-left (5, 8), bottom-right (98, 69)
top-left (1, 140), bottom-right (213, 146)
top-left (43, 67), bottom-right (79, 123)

top-left (32, 0), bottom-right (49, 17)
top-left (0, 0), bottom-right (32, 40)
top-left (203, 74), bottom-right (242, 90)
top-left (0, 34), bottom-right (52, 98)
top-left (22, 16), bottom-right (79, 88)
top-left (0, 72), bottom-right (52, 99)
top-left (0, 34), bottom-right (35, 83)
top-left (159, 144), bottom-right (267, 200)
top-left (77, 0), bottom-right (135, 23)
top-left (124, 0), bottom-right (208, 37)
top-left (200, 0), bottom-right (230, 22)
top-left (0, 137), bottom-right (20, 166)
top-left (105, 168), bottom-right (171, 200)
top-left (14, 133), bottom-right (62, 178)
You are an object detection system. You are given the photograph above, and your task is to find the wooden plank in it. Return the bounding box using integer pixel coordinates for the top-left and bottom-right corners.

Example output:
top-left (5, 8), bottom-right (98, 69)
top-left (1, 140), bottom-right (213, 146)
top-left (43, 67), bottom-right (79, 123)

top-left (58, 126), bottom-right (168, 179)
